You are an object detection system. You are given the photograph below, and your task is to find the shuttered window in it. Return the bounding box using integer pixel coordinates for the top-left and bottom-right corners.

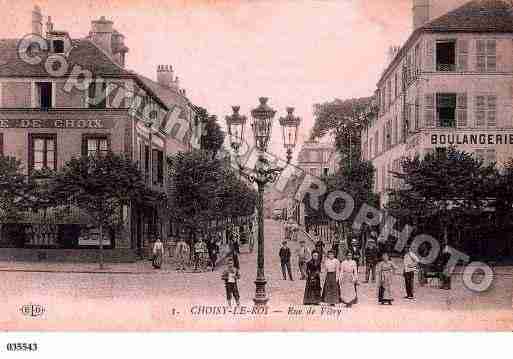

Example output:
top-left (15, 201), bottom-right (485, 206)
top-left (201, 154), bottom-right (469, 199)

top-left (424, 93), bottom-right (435, 127)
top-left (425, 39), bottom-right (435, 71)
top-left (476, 39), bottom-right (497, 72)
top-left (456, 93), bottom-right (468, 127)
top-left (475, 95), bottom-right (497, 128)
top-left (457, 39), bottom-right (468, 71)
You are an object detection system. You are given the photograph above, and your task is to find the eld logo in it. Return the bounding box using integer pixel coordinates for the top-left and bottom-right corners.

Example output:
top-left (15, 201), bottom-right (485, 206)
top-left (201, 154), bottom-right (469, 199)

top-left (19, 304), bottom-right (45, 318)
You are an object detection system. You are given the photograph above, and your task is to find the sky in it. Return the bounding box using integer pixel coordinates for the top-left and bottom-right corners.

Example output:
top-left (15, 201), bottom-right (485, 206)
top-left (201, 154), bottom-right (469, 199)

top-left (0, 0), bottom-right (413, 160)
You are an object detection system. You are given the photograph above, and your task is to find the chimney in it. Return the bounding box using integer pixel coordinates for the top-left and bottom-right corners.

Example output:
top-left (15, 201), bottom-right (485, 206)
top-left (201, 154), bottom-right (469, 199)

top-left (32, 5), bottom-right (43, 36)
top-left (157, 65), bottom-right (173, 87)
top-left (111, 30), bottom-right (129, 68)
top-left (412, 0), bottom-right (430, 30)
top-left (89, 16), bottom-right (114, 55)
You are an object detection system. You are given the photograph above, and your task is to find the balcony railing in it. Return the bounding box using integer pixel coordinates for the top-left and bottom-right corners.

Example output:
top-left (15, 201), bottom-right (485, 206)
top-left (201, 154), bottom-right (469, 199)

top-left (436, 63), bottom-right (456, 72)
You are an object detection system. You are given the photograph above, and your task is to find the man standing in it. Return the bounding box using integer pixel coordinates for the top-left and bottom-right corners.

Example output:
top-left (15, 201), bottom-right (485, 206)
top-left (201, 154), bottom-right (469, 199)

top-left (221, 259), bottom-right (241, 307)
top-left (174, 238), bottom-right (189, 271)
top-left (403, 245), bottom-right (419, 299)
top-left (364, 239), bottom-right (378, 283)
top-left (279, 241), bottom-right (294, 281)
top-left (296, 240), bottom-right (311, 280)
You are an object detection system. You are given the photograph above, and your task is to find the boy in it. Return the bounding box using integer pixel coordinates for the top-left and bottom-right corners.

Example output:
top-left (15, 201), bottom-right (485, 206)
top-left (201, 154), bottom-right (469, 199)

top-left (221, 260), bottom-right (241, 307)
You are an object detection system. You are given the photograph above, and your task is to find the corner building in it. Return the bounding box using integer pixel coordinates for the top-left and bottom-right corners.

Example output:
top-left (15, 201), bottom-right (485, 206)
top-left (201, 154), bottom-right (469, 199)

top-left (0, 7), bottom-right (198, 261)
top-left (361, 0), bottom-right (513, 206)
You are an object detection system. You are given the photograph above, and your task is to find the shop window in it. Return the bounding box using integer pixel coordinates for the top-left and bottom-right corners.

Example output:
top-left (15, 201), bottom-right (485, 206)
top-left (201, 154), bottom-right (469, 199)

top-left (29, 133), bottom-right (57, 172)
top-left (436, 40), bottom-right (456, 72)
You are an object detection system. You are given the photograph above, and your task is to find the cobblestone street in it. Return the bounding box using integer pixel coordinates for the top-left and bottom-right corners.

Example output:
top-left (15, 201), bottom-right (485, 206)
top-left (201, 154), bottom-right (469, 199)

top-left (0, 220), bottom-right (511, 331)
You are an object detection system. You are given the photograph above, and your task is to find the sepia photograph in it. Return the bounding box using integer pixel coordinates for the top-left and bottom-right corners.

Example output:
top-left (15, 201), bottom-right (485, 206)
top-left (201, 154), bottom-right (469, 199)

top-left (0, 0), bottom-right (512, 340)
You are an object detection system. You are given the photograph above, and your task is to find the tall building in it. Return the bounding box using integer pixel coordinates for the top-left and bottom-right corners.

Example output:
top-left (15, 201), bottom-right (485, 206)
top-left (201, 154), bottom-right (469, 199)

top-left (0, 6), bottom-right (198, 261)
top-left (361, 0), bottom-right (513, 206)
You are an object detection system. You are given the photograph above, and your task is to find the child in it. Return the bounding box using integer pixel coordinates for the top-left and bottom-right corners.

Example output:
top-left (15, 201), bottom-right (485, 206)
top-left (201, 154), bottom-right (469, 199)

top-left (221, 260), bottom-right (240, 307)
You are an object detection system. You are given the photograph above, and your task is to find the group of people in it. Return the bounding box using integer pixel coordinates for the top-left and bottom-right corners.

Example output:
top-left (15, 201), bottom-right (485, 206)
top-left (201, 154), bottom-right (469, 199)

top-left (278, 231), bottom-right (423, 307)
top-left (150, 225), bottom-right (245, 273)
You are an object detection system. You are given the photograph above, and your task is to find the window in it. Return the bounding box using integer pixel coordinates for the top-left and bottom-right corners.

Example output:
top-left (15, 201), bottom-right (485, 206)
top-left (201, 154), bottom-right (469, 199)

top-left (436, 40), bottom-right (456, 72)
top-left (393, 117), bottom-right (398, 144)
top-left (374, 132), bottom-right (379, 156)
top-left (29, 134), bottom-right (56, 172)
top-left (152, 149), bottom-right (164, 185)
top-left (82, 135), bottom-right (110, 157)
top-left (88, 80), bottom-right (107, 109)
top-left (476, 40), bottom-right (496, 72)
top-left (386, 120), bottom-right (392, 149)
top-left (323, 168), bottom-right (329, 177)
top-left (144, 145), bottom-right (150, 175)
top-left (36, 82), bottom-right (52, 110)
top-left (0, 133), bottom-right (3, 156)
top-left (414, 97), bottom-right (420, 130)
top-left (475, 95), bottom-right (496, 127)
top-left (394, 73), bottom-right (398, 99)
top-left (369, 138), bottom-right (373, 159)
top-left (436, 93), bottom-right (456, 128)
top-left (53, 40), bottom-right (64, 53)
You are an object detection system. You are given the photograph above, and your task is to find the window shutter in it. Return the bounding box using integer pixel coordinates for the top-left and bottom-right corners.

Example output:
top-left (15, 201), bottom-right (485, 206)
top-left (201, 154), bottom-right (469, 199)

top-left (456, 93), bottom-right (468, 127)
top-left (457, 39), bottom-right (468, 71)
top-left (475, 96), bottom-right (486, 127)
top-left (487, 95), bottom-right (497, 127)
top-left (81, 134), bottom-right (88, 156)
top-left (487, 40), bottom-right (497, 72)
top-left (424, 93), bottom-right (435, 127)
top-left (0, 133), bottom-right (3, 156)
top-left (425, 39), bottom-right (434, 72)
top-left (476, 40), bottom-right (486, 72)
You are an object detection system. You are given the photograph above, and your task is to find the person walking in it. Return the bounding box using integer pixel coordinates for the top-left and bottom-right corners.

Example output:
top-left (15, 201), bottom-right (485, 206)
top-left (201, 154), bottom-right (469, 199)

top-left (303, 251), bottom-right (322, 305)
top-left (279, 241), bottom-right (294, 281)
top-left (174, 238), bottom-right (189, 271)
top-left (296, 240), bottom-right (311, 280)
top-left (207, 235), bottom-right (219, 272)
top-left (376, 252), bottom-right (398, 305)
top-left (221, 259), bottom-right (240, 307)
top-left (321, 250), bottom-right (340, 306)
top-left (403, 245), bottom-right (419, 299)
top-left (364, 239), bottom-right (379, 283)
top-left (439, 245), bottom-right (452, 290)
top-left (339, 251), bottom-right (358, 307)
top-left (193, 239), bottom-right (207, 272)
top-left (152, 238), bottom-right (164, 269)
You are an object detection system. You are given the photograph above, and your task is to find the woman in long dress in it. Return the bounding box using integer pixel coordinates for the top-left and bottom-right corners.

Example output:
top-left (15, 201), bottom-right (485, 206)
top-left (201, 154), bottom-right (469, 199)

top-left (376, 252), bottom-right (398, 305)
top-left (303, 251), bottom-right (322, 305)
top-left (339, 251), bottom-right (358, 307)
top-left (321, 251), bottom-right (340, 306)
top-left (152, 238), bottom-right (164, 269)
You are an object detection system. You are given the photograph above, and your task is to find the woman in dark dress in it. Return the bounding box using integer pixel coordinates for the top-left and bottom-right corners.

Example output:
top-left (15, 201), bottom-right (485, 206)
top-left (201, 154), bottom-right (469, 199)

top-left (303, 251), bottom-right (322, 305)
top-left (321, 250), bottom-right (341, 306)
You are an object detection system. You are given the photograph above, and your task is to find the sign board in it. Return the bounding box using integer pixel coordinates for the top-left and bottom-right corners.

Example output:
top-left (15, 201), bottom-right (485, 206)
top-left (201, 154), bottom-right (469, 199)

top-left (0, 119), bottom-right (114, 129)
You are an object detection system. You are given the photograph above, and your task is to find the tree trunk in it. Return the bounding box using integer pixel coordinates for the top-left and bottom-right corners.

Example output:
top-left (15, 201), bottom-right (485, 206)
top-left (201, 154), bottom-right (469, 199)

top-left (99, 223), bottom-right (104, 269)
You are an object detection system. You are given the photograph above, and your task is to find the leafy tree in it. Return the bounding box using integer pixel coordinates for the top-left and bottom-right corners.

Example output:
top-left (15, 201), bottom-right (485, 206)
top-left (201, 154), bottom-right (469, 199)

top-left (50, 153), bottom-right (149, 268)
top-left (195, 106), bottom-right (225, 159)
top-left (0, 156), bottom-right (31, 223)
top-left (386, 147), bottom-right (497, 249)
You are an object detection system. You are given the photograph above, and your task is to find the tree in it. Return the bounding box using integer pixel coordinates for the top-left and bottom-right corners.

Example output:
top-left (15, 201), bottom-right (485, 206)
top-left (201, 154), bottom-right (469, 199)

top-left (311, 97), bottom-right (377, 165)
top-left (196, 106), bottom-right (225, 159)
top-left (50, 153), bottom-right (149, 268)
top-left (386, 148), bottom-right (497, 250)
top-left (0, 156), bottom-right (32, 223)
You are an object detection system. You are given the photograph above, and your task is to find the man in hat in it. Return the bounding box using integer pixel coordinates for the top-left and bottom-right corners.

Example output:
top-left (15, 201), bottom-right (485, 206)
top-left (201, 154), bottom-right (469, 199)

top-left (296, 240), bottom-right (311, 280)
top-left (403, 245), bottom-right (420, 299)
top-left (279, 241), bottom-right (293, 280)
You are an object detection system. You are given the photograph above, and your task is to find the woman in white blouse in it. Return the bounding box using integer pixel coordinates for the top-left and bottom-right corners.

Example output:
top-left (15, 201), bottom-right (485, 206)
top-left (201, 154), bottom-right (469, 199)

top-left (339, 251), bottom-right (358, 307)
top-left (321, 251), bottom-right (341, 306)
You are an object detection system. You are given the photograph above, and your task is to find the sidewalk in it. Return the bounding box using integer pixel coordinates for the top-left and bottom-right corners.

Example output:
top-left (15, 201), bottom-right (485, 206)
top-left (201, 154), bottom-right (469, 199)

top-left (0, 259), bottom-right (511, 276)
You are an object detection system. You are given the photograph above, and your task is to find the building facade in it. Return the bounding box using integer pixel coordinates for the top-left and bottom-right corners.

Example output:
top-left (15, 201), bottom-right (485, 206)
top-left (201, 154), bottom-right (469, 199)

top-left (0, 6), bottom-right (197, 261)
top-left (296, 139), bottom-right (337, 178)
top-left (361, 0), bottom-right (513, 206)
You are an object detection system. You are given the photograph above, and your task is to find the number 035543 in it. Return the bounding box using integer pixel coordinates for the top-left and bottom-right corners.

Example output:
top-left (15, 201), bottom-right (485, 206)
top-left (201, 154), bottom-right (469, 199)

top-left (6, 343), bottom-right (38, 352)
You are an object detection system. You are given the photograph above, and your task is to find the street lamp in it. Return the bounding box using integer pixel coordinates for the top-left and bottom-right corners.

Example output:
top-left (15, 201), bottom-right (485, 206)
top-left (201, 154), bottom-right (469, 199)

top-left (226, 97), bottom-right (301, 307)
top-left (279, 107), bottom-right (301, 164)
top-left (225, 106), bottom-right (247, 155)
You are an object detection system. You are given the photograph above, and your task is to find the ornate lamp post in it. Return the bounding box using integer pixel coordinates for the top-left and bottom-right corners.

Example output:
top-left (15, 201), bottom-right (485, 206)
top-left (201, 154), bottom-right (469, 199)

top-left (225, 106), bottom-right (247, 155)
top-left (226, 97), bottom-right (301, 306)
top-left (279, 107), bottom-right (301, 164)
